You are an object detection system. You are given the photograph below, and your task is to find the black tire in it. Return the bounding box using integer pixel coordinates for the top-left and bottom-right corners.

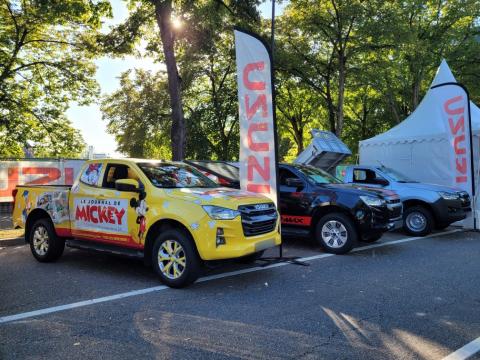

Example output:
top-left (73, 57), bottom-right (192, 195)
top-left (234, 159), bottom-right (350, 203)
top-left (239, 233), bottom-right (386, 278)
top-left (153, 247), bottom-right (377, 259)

top-left (151, 228), bottom-right (202, 288)
top-left (29, 218), bottom-right (65, 262)
top-left (315, 213), bottom-right (357, 254)
top-left (361, 232), bottom-right (383, 243)
top-left (235, 250), bottom-right (265, 264)
top-left (403, 206), bottom-right (434, 236)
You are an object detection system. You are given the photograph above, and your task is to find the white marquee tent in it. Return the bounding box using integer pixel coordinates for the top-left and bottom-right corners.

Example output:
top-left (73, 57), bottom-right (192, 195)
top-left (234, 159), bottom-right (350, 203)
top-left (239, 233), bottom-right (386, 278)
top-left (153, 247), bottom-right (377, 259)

top-left (359, 60), bottom-right (480, 228)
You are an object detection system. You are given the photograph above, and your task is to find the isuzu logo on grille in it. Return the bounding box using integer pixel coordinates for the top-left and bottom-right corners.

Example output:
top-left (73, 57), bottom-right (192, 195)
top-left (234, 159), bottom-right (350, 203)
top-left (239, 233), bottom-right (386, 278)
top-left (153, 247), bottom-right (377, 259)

top-left (254, 204), bottom-right (270, 210)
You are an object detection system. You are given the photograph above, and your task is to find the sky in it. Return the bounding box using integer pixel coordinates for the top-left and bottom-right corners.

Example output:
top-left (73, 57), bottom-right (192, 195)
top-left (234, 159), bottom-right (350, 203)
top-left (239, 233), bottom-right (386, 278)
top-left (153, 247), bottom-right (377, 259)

top-left (66, 1), bottom-right (286, 157)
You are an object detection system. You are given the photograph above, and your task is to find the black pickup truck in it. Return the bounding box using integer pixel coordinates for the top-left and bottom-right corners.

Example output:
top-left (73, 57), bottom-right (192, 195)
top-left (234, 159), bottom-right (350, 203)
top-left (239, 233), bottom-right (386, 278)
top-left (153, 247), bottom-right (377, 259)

top-left (186, 161), bottom-right (402, 254)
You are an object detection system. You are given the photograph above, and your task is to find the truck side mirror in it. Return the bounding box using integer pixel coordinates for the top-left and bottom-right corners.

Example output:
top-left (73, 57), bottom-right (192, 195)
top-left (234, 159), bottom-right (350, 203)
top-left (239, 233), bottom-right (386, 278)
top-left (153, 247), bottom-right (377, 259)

top-left (285, 178), bottom-right (304, 189)
top-left (376, 178), bottom-right (389, 186)
top-left (115, 179), bottom-right (140, 192)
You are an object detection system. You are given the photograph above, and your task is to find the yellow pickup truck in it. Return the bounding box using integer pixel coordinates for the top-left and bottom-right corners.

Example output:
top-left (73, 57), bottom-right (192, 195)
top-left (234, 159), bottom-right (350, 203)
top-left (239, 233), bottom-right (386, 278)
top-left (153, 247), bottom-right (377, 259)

top-left (12, 159), bottom-right (280, 287)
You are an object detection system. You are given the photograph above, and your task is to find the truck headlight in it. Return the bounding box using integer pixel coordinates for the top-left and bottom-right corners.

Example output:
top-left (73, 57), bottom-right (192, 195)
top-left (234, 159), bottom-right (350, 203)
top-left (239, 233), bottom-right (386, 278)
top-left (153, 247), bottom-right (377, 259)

top-left (438, 191), bottom-right (460, 200)
top-left (360, 196), bottom-right (386, 207)
top-left (202, 205), bottom-right (240, 220)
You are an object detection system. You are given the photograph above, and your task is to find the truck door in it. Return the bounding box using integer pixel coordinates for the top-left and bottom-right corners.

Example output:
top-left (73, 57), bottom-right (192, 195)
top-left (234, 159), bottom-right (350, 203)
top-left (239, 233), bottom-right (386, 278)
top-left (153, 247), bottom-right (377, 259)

top-left (71, 162), bottom-right (143, 249)
top-left (278, 168), bottom-right (313, 228)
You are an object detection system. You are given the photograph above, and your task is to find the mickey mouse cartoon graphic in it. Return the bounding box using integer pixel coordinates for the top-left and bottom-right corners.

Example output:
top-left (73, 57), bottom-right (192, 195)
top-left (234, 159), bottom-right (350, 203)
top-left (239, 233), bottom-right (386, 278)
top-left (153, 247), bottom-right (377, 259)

top-left (134, 191), bottom-right (148, 240)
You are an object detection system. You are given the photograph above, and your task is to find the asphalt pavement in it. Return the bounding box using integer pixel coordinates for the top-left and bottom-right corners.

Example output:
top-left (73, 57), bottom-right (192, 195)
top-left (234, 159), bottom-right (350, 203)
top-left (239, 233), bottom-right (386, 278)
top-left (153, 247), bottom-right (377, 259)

top-left (1, 230), bottom-right (480, 359)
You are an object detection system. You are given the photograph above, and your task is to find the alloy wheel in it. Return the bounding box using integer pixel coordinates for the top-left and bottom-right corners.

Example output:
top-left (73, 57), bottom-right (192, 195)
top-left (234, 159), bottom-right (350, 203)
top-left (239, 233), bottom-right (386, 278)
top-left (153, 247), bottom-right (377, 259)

top-left (157, 240), bottom-right (186, 280)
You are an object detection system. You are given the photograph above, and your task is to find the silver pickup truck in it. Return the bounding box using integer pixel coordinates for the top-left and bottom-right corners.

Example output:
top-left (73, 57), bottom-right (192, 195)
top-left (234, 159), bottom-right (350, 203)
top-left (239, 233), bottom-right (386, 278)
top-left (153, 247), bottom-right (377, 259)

top-left (338, 165), bottom-right (471, 236)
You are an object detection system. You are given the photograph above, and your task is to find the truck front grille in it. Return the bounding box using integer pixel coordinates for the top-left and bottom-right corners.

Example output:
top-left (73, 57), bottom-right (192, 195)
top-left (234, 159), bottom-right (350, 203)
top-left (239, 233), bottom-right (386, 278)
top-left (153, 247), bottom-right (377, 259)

top-left (238, 203), bottom-right (277, 237)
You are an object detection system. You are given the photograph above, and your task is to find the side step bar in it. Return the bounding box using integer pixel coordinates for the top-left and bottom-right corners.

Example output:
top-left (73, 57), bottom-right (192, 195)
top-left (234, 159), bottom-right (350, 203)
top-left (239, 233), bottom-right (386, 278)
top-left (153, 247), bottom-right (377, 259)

top-left (66, 239), bottom-right (144, 259)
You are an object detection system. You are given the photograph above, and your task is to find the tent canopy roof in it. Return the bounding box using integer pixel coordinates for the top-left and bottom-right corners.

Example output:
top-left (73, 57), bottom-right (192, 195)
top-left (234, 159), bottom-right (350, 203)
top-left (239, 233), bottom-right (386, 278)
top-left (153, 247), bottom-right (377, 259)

top-left (361, 60), bottom-right (480, 147)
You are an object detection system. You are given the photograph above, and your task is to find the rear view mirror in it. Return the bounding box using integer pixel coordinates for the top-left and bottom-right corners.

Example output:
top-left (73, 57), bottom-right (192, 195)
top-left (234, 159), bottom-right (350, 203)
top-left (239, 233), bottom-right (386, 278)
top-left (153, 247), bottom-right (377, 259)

top-left (286, 178), bottom-right (304, 189)
top-left (115, 179), bottom-right (140, 192)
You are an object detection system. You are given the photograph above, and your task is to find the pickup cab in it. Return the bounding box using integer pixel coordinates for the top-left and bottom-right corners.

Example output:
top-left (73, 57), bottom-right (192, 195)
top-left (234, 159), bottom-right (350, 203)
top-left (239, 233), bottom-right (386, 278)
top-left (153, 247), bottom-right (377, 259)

top-left (12, 159), bottom-right (281, 287)
top-left (187, 161), bottom-right (403, 254)
top-left (338, 165), bottom-right (471, 236)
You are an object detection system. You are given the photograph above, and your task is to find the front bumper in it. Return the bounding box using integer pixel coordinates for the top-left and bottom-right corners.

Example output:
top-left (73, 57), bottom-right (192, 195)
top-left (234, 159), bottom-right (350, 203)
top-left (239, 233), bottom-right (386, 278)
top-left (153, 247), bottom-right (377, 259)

top-left (356, 199), bottom-right (403, 233)
top-left (431, 196), bottom-right (470, 224)
top-left (192, 215), bottom-right (281, 261)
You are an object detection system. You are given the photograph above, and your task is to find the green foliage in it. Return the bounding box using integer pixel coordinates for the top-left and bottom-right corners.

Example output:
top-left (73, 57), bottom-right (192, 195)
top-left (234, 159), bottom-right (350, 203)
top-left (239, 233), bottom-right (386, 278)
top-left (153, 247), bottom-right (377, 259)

top-left (100, 0), bottom-right (480, 162)
top-left (275, 0), bottom-right (480, 159)
top-left (101, 69), bottom-right (172, 159)
top-left (0, 0), bottom-right (111, 158)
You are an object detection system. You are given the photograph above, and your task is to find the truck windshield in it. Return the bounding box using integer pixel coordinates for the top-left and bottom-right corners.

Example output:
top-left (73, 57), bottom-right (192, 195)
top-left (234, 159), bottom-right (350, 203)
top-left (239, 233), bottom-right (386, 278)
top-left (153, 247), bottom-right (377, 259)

top-left (138, 163), bottom-right (218, 188)
top-left (297, 165), bottom-right (342, 184)
top-left (379, 167), bottom-right (417, 183)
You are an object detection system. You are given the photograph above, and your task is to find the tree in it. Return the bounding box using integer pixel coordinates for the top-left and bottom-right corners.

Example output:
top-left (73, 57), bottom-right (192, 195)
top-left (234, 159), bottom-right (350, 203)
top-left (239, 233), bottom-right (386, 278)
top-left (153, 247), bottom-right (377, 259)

top-left (101, 69), bottom-right (172, 158)
top-left (276, 0), bottom-right (386, 136)
top-left (100, 0), bottom-right (261, 160)
top-left (276, 78), bottom-right (326, 158)
top-left (0, 0), bottom-right (110, 158)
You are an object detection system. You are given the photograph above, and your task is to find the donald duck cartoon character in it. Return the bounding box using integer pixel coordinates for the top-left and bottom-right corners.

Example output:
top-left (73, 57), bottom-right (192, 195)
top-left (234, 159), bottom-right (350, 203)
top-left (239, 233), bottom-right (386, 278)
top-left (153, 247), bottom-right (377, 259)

top-left (21, 190), bottom-right (31, 223)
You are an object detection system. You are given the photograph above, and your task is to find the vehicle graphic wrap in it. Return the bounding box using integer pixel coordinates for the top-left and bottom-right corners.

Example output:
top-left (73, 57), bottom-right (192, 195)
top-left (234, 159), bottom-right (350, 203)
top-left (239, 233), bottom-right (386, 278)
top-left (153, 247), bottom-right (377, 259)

top-left (74, 198), bottom-right (128, 234)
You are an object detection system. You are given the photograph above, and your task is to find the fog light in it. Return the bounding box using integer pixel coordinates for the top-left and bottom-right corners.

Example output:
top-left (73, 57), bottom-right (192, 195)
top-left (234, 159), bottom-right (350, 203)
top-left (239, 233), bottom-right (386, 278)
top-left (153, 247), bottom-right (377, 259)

top-left (216, 228), bottom-right (226, 247)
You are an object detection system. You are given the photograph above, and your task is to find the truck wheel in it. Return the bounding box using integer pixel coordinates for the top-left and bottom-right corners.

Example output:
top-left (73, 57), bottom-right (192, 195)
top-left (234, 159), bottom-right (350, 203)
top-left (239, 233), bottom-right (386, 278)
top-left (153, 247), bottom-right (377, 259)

top-left (361, 232), bottom-right (383, 243)
top-left (152, 229), bottom-right (201, 288)
top-left (29, 218), bottom-right (65, 262)
top-left (315, 213), bottom-right (356, 254)
top-left (235, 250), bottom-right (265, 264)
top-left (403, 206), bottom-right (434, 236)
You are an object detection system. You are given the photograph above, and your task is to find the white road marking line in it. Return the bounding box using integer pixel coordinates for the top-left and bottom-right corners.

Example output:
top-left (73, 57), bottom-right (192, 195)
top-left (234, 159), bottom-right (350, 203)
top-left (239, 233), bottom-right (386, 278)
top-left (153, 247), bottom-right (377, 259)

top-left (0, 229), bottom-right (463, 325)
top-left (443, 337), bottom-right (480, 360)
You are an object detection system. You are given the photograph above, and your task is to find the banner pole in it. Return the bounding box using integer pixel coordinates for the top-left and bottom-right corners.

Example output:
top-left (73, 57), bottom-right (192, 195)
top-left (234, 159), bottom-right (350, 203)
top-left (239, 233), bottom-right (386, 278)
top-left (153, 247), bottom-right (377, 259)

top-left (270, 0), bottom-right (283, 257)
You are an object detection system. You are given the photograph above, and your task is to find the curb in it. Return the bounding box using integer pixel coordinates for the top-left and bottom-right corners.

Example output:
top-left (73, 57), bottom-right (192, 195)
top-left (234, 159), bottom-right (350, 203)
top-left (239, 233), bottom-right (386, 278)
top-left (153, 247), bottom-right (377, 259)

top-left (0, 237), bottom-right (24, 247)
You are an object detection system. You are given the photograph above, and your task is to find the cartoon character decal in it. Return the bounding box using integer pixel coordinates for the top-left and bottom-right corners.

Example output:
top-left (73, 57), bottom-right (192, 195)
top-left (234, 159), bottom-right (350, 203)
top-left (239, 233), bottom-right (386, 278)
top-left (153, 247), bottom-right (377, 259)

top-left (36, 191), bottom-right (69, 224)
top-left (80, 163), bottom-right (102, 186)
top-left (135, 192), bottom-right (148, 240)
top-left (21, 190), bottom-right (31, 223)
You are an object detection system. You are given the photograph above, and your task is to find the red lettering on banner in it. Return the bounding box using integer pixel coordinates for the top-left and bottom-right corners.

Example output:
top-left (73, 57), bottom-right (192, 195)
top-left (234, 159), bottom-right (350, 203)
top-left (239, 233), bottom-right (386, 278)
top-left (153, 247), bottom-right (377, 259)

top-left (247, 156), bottom-right (270, 181)
top-left (245, 94), bottom-right (267, 120)
top-left (0, 167), bottom-right (19, 200)
top-left (243, 62), bottom-right (265, 90)
top-left (444, 96), bottom-right (464, 115)
top-left (23, 167), bottom-right (61, 185)
top-left (444, 95), bottom-right (467, 185)
top-left (248, 123), bottom-right (269, 151)
top-left (65, 168), bottom-right (74, 185)
top-left (454, 135), bottom-right (466, 155)
top-left (247, 184), bottom-right (271, 193)
top-left (449, 116), bottom-right (464, 135)
top-left (456, 157), bottom-right (467, 174)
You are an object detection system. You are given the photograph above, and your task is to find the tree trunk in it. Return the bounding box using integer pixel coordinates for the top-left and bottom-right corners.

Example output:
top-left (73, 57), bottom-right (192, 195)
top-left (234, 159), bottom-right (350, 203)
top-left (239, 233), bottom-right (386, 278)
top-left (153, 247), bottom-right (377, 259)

top-left (153, 0), bottom-right (186, 160)
top-left (336, 53), bottom-right (346, 137)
